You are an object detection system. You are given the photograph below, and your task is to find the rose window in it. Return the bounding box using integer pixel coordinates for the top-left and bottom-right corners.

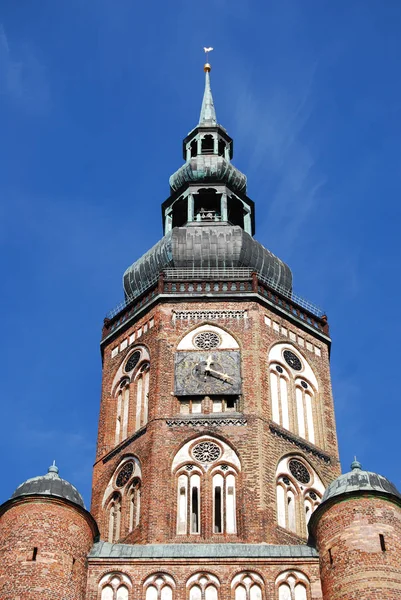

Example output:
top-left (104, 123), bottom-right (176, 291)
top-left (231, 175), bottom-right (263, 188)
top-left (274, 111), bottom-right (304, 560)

top-left (125, 351), bottom-right (141, 373)
top-left (283, 350), bottom-right (302, 371)
top-left (116, 462), bottom-right (134, 487)
top-left (193, 331), bottom-right (221, 350)
top-left (288, 459), bottom-right (310, 484)
top-left (192, 441), bottom-right (221, 463)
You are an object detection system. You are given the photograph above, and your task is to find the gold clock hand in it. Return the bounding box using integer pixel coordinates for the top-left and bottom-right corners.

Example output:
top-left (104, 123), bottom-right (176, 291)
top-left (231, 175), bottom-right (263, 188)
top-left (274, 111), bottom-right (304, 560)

top-left (207, 368), bottom-right (234, 382)
top-left (205, 355), bottom-right (214, 372)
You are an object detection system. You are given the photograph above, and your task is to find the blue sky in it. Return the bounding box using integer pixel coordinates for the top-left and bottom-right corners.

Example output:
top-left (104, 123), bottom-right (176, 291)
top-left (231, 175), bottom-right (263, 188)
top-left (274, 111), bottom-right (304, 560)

top-left (1, 0), bottom-right (401, 507)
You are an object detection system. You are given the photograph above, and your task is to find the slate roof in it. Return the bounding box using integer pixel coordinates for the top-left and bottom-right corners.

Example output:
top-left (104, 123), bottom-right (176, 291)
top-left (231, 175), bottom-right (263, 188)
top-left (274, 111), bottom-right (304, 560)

top-left (123, 225), bottom-right (292, 300)
top-left (11, 463), bottom-right (85, 508)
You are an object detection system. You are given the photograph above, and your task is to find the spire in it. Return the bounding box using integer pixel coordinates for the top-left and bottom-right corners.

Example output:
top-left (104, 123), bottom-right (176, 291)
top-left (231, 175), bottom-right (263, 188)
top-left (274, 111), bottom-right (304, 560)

top-left (199, 61), bottom-right (217, 126)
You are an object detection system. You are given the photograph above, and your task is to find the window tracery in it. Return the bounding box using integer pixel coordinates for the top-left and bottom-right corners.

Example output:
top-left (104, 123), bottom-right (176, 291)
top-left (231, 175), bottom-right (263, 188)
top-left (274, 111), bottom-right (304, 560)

top-left (187, 573), bottom-right (220, 600)
top-left (268, 344), bottom-right (320, 446)
top-left (144, 574), bottom-right (175, 600)
top-left (113, 347), bottom-right (150, 446)
top-left (231, 572), bottom-right (264, 600)
top-left (103, 457), bottom-right (142, 542)
top-left (275, 571), bottom-right (309, 600)
top-left (173, 436), bottom-right (240, 536)
top-left (99, 573), bottom-right (132, 600)
top-left (275, 455), bottom-right (324, 538)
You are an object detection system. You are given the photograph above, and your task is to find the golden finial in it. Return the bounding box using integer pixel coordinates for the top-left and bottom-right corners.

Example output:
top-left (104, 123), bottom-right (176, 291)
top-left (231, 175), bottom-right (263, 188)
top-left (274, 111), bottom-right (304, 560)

top-left (203, 47), bottom-right (213, 71)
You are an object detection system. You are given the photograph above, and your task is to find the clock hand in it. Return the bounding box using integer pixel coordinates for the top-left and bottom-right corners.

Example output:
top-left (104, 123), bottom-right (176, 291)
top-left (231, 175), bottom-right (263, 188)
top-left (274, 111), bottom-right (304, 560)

top-left (207, 368), bottom-right (234, 383)
top-left (205, 355), bottom-right (214, 371)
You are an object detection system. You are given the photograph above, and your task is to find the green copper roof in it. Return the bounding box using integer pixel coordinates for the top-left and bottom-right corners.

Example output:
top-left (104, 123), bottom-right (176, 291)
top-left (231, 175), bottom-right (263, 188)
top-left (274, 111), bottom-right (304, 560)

top-left (321, 460), bottom-right (401, 503)
top-left (89, 542), bottom-right (318, 559)
top-left (199, 69), bottom-right (217, 126)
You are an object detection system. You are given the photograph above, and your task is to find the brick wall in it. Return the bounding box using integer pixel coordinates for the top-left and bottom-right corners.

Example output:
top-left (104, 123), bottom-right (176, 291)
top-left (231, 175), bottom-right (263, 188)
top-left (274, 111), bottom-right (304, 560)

top-left (0, 497), bottom-right (95, 600)
top-left (86, 558), bottom-right (323, 600)
top-left (91, 298), bottom-right (340, 545)
top-left (314, 495), bottom-right (401, 599)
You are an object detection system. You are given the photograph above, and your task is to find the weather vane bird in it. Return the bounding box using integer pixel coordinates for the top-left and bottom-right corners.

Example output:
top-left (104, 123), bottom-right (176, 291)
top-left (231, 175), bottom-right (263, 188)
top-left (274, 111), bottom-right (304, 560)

top-left (203, 47), bottom-right (214, 61)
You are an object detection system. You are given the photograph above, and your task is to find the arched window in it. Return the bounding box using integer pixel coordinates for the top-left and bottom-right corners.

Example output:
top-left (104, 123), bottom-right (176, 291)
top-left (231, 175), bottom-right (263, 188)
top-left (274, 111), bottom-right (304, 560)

top-left (276, 455), bottom-right (324, 538)
top-left (135, 363), bottom-right (150, 430)
top-left (201, 134), bottom-right (215, 154)
top-left (173, 436), bottom-right (240, 537)
top-left (275, 571), bottom-right (309, 600)
top-left (268, 344), bottom-right (320, 446)
top-left (144, 574), bottom-right (175, 600)
top-left (127, 477), bottom-right (141, 532)
top-left (112, 347), bottom-right (150, 446)
top-left (107, 492), bottom-right (122, 543)
top-left (231, 572), bottom-right (264, 600)
top-left (187, 573), bottom-right (219, 600)
top-left (115, 377), bottom-right (130, 445)
top-left (103, 457), bottom-right (142, 541)
top-left (99, 573), bottom-right (132, 600)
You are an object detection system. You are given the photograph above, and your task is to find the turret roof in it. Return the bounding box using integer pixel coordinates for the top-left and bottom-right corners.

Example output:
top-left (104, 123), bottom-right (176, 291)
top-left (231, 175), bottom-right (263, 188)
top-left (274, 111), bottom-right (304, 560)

top-left (11, 462), bottom-right (85, 508)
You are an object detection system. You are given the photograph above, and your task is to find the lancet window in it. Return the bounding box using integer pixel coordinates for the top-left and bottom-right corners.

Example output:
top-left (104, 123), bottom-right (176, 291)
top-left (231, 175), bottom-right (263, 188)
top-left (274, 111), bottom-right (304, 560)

top-left (187, 573), bottom-right (220, 600)
top-left (275, 455), bottom-right (324, 538)
top-left (275, 571), bottom-right (309, 600)
top-left (112, 346), bottom-right (150, 446)
top-left (103, 456), bottom-right (142, 542)
top-left (172, 436), bottom-right (240, 536)
top-left (99, 573), bottom-right (132, 600)
top-left (231, 572), bottom-right (264, 600)
top-left (268, 344), bottom-right (320, 446)
top-left (144, 574), bottom-right (175, 600)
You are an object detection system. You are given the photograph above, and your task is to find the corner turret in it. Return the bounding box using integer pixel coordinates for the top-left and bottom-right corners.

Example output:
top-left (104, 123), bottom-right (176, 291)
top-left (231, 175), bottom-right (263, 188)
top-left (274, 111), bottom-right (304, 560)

top-left (309, 460), bottom-right (401, 600)
top-left (0, 463), bottom-right (98, 600)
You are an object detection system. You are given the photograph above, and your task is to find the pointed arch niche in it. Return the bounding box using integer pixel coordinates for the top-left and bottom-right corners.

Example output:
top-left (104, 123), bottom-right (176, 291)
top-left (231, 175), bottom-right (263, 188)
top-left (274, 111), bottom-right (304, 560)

top-left (275, 571), bottom-right (310, 600)
top-left (268, 343), bottom-right (322, 447)
top-left (172, 435), bottom-right (241, 537)
top-left (187, 573), bottom-right (220, 600)
top-left (102, 456), bottom-right (142, 542)
top-left (111, 346), bottom-right (150, 445)
top-left (275, 455), bottom-right (324, 538)
top-left (99, 573), bottom-right (132, 600)
top-left (144, 574), bottom-right (175, 600)
top-left (231, 572), bottom-right (264, 600)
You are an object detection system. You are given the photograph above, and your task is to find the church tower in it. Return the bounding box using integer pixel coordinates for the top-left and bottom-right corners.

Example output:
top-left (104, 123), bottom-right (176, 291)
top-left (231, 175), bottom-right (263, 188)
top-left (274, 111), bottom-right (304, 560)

top-left (88, 59), bottom-right (341, 598)
top-left (3, 58), bottom-right (401, 600)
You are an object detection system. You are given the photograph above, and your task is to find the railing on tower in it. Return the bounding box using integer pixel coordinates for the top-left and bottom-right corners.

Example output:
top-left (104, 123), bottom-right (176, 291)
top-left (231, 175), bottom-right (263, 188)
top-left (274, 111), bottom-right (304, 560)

top-left (104, 267), bottom-right (327, 339)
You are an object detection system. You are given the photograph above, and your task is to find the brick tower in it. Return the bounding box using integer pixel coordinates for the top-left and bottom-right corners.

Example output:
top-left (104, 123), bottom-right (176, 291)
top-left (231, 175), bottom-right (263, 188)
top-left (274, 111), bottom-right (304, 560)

top-left (0, 463), bottom-right (97, 600)
top-left (309, 459), bottom-right (401, 599)
top-left (87, 59), bottom-right (342, 598)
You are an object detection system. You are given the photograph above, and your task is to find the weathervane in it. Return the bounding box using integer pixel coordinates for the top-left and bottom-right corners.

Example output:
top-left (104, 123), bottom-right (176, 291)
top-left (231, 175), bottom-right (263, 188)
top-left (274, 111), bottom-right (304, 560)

top-left (203, 46), bottom-right (214, 61)
top-left (203, 47), bottom-right (213, 72)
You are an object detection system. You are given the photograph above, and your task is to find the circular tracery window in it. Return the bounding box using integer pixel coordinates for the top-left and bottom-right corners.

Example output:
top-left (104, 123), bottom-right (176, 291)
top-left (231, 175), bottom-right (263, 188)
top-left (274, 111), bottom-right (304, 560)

top-left (192, 441), bottom-right (221, 463)
top-left (193, 331), bottom-right (221, 350)
top-left (116, 462), bottom-right (134, 487)
top-left (288, 459), bottom-right (310, 484)
top-left (283, 350), bottom-right (302, 371)
top-left (125, 351), bottom-right (141, 373)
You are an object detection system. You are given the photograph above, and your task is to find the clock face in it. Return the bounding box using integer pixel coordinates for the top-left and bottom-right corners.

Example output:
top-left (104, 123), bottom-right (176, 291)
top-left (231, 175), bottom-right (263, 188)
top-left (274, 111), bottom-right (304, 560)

top-left (175, 351), bottom-right (241, 396)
